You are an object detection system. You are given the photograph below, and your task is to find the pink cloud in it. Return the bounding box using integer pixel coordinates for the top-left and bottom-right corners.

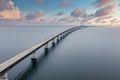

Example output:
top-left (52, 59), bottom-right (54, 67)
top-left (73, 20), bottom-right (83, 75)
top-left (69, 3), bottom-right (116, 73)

top-left (57, 0), bottom-right (71, 7)
top-left (34, 10), bottom-right (44, 17)
top-left (26, 10), bottom-right (44, 21)
top-left (92, 0), bottom-right (112, 7)
top-left (0, 0), bottom-right (21, 19)
top-left (71, 8), bottom-right (86, 17)
top-left (111, 18), bottom-right (120, 24)
top-left (56, 16), bottom-right (77, 24)
top-left (0, 0), bottom-right (7, 11)
top-left (95, 5), bottom-right (115, 17)
top-left (35, 0), bottom-right (43, 4)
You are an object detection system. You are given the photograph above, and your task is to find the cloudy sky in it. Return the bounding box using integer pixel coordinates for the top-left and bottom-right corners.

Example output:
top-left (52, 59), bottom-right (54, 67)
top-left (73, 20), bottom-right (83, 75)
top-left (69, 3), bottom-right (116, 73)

top-left (0, 0), bottom-right (120, 26)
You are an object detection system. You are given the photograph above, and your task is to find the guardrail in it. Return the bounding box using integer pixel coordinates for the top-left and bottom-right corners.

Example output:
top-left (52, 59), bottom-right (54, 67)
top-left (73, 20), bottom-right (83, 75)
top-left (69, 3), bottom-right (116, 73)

top-left (0, 26), bottom-right (81, 80)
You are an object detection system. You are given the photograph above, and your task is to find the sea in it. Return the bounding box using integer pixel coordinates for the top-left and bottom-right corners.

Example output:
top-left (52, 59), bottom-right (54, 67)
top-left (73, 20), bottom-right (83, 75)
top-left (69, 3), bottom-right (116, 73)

top-left (0, 25), bottom-right (120, 80)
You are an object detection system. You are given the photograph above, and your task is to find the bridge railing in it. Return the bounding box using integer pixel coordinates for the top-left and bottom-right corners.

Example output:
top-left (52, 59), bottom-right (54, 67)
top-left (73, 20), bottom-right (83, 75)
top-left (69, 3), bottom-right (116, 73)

top-left (0, 26), bottom-right (81, 80)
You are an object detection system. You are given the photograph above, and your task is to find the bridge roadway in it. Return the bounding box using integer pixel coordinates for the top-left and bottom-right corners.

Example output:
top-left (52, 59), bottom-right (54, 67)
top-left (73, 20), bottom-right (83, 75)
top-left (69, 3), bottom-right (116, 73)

top-left (0, 26), bottom-right (81, 80)
top-left (17, 27), bottom-right (120, 80)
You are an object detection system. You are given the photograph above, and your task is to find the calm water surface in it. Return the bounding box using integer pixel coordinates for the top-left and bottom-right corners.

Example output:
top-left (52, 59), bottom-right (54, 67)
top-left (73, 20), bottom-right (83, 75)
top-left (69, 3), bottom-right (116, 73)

top-left (0, 25), bottom-right (120, 80)
top-left (0, 25), bottom-right (73, 80)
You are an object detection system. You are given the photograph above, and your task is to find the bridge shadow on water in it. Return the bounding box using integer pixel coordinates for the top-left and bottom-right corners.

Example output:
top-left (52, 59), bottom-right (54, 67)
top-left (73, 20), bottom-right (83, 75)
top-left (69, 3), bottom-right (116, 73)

top-left (15, 38), bottom-right (64, 80)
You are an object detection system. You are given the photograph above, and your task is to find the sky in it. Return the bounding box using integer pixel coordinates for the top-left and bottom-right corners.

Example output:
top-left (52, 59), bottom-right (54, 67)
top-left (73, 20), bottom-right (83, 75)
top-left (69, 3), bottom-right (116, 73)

top-left (0, 0), bottom-right (120, 26)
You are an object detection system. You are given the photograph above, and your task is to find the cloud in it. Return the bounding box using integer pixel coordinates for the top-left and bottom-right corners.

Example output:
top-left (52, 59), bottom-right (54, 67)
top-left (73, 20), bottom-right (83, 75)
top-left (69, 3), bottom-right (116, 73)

top-left (94, 17), bottom-right (108, 23)
top-left (95, 5), bottom-right (115, 17)
top-left (111, 18), bottom-right (117, 23)
top-left (26, 14), bottom-right (36, 20)
top-left (71, 8), bottom-right (86, 17)
top-left (80, 5), bottom-right (115, 25)
top-left (56, 15), bottom-right (81, 24)
top-left (35, 0), bottom-right (43, 4)
top-left (57, 0), bottom-right (71, 7)
top-left (80, 14), bottom-right (120, 26)
top-left (34, 10), bottom-right (44, 17)
top-left (25, 10), bottom-right (44, 21)
top-left (0, 0), bottom-right (6, 11)
top-left (0, 0), bottom-right (118, 26)
top-left (56, 11), bottom-right (65, 16)
top-left (119, 3), bottom-right (120, 6)
top-left (110, 18), bottom-right (120, 24)
top-left (0, 0), bottom-right (21, 19)
top-left (79, 8), bottom-right (118, 26)
top-left (92, 0), bottom-right (112, 7)
top-left (80, 15), bottom-right (95, 25)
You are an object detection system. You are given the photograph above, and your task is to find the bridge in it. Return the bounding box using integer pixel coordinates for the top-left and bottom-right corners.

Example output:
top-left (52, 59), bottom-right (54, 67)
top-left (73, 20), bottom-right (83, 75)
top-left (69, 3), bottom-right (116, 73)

top-left (0, 26), bottom-right (81, 80)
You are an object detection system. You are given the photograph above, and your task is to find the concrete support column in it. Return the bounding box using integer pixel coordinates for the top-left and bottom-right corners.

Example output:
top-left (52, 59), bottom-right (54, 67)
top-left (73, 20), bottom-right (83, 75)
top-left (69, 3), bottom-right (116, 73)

top-left (57, 36), bottom-right (59, 42)
top-left (62, 34), bottom-right (64, 37)
top-left (0, 73), bottom-right (8, 80)
top-left (60, 34), bottom-right (63, 39)
top-left (64, 33), bottom-right (67, 37)
top-left (31, 51), bottom-right (37, 62)
top-left (45, 43), bottom-right (48, 53)
top-left (52, 39), bottom-right (55, 47)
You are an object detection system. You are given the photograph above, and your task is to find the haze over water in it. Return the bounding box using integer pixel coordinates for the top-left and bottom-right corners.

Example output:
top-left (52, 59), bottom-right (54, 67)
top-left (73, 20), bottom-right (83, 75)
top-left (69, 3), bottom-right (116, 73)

top-left (0, 25), bottom-right (120, 80)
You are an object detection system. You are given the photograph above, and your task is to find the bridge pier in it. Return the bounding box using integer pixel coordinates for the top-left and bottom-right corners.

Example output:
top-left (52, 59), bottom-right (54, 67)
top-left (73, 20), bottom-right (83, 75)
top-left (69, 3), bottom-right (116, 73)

top-left (62, 33), bottom-right (65, 38)
top-left (60, 34), bottom-right (63, 40)
top-left (57, 36), bottom-right (59, 42)
top-left (0, 26), bottom-right (80, 79)
top-left (31, 51), bottom-right (37, 63)
top-left (64, 33), bottom-right (67, 37)
top-left (0, 73), bottom-right (8, 80)
top-left (52, 39), bottom-right (55, 47)
top-left (44, 43), bottom-right (48, 53)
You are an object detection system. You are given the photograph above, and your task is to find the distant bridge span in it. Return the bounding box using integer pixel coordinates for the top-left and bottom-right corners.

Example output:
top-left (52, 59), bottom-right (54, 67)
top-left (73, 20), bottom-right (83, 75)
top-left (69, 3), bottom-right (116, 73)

top-left (0, 26), bottom-right (81, 80)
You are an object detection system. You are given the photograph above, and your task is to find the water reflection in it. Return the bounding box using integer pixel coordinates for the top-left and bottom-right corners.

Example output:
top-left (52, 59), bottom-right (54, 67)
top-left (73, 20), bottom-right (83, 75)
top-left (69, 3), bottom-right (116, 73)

top-left (16, 53), bottom-right (48, 80)
top-left (15, 27), bottom-right (120, 80)
top-left (16, 38), bottom-right (63, 80)
top-left (1, 26), bottom-right (120, 80)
